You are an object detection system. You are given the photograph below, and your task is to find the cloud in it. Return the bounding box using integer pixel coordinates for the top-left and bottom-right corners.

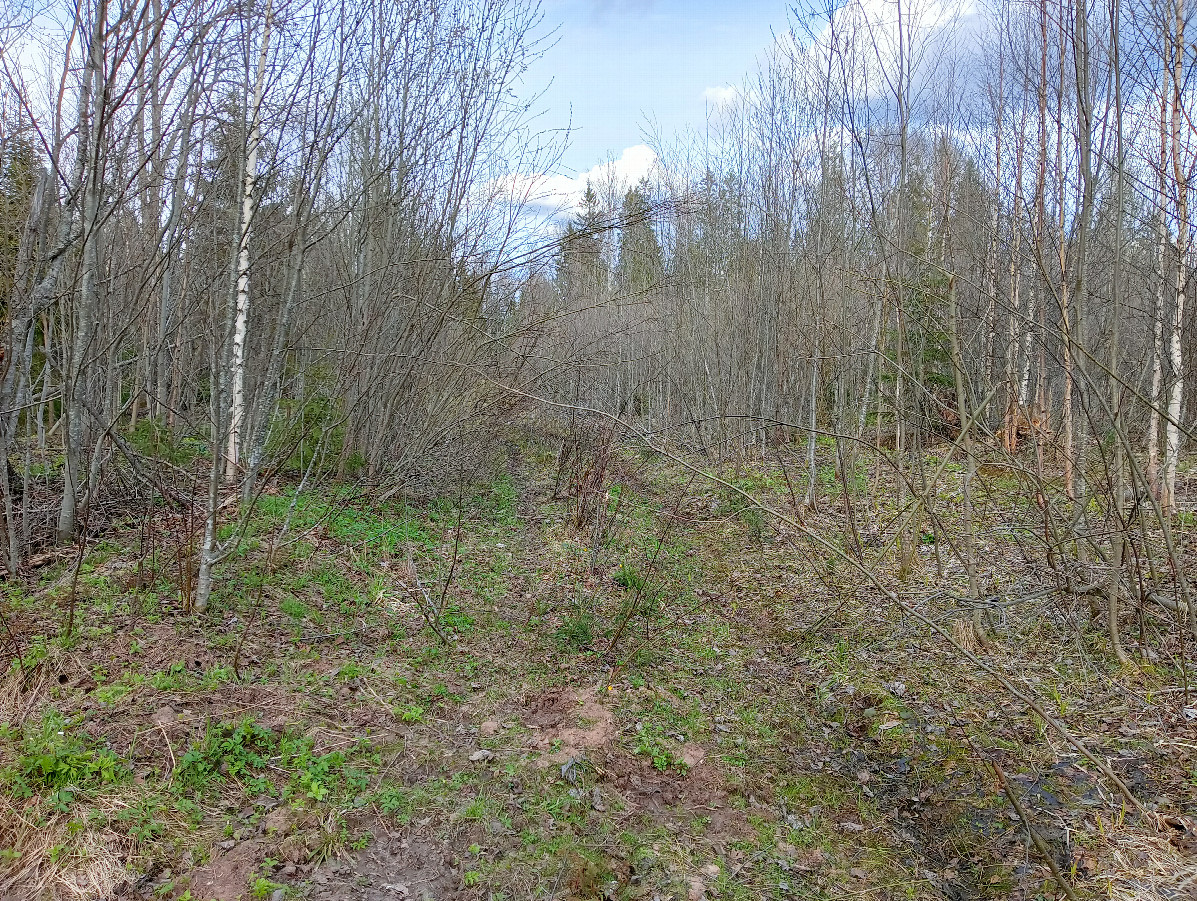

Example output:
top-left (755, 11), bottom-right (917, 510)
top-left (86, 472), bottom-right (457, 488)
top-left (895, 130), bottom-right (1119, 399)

top-left (702, 85), bottom-right (740, 108)
top-left (500, 144), bottom-right (659, 217)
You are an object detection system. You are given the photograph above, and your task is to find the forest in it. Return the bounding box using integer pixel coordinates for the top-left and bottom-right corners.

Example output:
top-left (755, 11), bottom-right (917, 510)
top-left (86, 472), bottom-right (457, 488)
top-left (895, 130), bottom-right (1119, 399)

top-left (0, 0), bottom-right (1195, 898)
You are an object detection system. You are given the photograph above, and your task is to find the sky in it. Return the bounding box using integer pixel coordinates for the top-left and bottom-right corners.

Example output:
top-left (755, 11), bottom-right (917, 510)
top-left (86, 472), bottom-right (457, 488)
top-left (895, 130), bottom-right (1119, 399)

top-left (515, 0), bottom-right (794, 210)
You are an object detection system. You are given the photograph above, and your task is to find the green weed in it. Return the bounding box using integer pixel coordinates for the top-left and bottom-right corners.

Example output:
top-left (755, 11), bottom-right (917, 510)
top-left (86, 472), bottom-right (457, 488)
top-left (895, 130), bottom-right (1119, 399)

top-left (555, 612), bottom-right (595, 652)
top-left (1, 710), bottom-right (127, 806)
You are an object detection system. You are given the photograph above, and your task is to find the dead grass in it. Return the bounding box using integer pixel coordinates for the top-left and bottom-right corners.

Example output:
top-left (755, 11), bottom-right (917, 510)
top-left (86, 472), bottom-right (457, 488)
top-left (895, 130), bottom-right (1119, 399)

top-left (0, 440), bottom-right (1194, 899)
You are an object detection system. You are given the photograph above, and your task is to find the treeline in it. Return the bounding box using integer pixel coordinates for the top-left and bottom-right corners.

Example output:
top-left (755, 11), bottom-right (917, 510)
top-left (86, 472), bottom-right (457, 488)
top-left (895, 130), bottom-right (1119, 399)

top-left (0, 0), bottom-right (555, 608)
top-left (2, 0), bottom-right (1196, 657)
top-left (523, 0), bottom-right (1197, 659)
top-left (538, 0), bottom-right (1191, 509)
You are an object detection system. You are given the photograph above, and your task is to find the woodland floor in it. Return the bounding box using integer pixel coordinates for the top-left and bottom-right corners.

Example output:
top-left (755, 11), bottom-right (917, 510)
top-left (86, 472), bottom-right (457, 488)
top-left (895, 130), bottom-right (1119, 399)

top-left (1, 430), bottom-right (1196, 901)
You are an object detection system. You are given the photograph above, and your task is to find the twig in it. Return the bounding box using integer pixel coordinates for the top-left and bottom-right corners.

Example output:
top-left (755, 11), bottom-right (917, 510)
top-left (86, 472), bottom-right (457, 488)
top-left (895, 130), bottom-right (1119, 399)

top-left (476, 384), bottom-right (1150, 818)
top-left (232, 604), bottom-right (261, 681)
top-left (158, 722), bottom-right (176, 778)
top-left (992, 761), bottom-right (1081, 901)
top-left (438, 475), bottom-right (467, 614)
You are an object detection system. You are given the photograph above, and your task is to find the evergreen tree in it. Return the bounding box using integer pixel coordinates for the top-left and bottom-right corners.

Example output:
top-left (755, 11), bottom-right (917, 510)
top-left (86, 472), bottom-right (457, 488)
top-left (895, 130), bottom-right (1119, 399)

top-left (0, 124), bottom-right (38, 306)
top-left (614, 181), bottom-right (663, 296)
top-left (554, 182), bottom-right (607, 300)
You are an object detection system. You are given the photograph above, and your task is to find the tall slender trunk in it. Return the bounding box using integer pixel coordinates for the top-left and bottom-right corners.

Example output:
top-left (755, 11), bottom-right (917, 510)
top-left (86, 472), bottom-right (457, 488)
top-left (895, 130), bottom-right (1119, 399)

top-left (57, 7), bottom-right (106, 541)
top-left (805, 355), bottom-right (818, 506)
top-left (1057, 0), bottom-right (1074, 499)
top-left (226, 2), bottom-right (273, 481)
top-left (1004, 117), bottom-right (1025, 452)
top-left (1069, 0), bottom-right (1097, 512)
top-left (1164, 0), bottom-right (1187, 512)
top-left (983, 41), bottom-right (1004, 432)
top-left (1108, 0), bottom-right (1128, 665)
top-left (949, 276), bottom-right (986, 644)
top-left (1148, 60), bottom-right (1169, 499)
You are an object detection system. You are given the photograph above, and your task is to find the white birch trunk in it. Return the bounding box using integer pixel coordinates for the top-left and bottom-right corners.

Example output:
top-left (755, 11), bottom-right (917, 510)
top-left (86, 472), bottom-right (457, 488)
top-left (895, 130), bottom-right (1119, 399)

top-left (1149, 73), bottom-right (1168, 498)
top-left (226, 4), bottom-right (273, 481)
top-left (1164, 0), bottom-right (1187, 512)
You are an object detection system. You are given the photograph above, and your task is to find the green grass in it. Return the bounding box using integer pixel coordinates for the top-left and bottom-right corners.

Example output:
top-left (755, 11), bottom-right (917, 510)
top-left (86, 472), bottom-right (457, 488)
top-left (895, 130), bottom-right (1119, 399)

top-left (1, 710), bottom-right (128, 809)
top-left (175, 719), bottom-right (372, 807)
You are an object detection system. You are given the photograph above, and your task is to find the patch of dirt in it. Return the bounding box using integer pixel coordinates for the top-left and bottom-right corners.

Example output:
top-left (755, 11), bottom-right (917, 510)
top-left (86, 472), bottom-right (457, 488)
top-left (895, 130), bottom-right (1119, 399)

top-left (603, 754), bottom-right (751, 839)
top-left (296, 832), bottom-right (460, 901)
top-left (184, 838), bottom-right (265, 901)
top-left (525, 686), bottom-right (616, 764)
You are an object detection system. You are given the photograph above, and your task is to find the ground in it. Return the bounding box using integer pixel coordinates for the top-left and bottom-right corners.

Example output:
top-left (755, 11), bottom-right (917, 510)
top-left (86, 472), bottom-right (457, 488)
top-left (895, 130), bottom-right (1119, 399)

top-left (1, 430), bottom-right (1195, 900)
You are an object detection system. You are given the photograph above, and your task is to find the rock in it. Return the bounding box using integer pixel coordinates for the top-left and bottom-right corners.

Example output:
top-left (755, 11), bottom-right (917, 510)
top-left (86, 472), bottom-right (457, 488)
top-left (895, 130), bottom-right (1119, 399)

top-left (262, 807), bottom-right (291, 834)
top-left (152, 706), bottom-right (177, 725)
top-left (469, 749), bottom-right (494, 762)
top-left (271, 890), bottom-right (285, 901)
top-left (217, 839), bottom-right (235, 851)
top-left (480, 720), bottom-right (501, 737)
top-left (702, 863), bottom-right (720, 880)
top-left (850, 868), bottom-right (867, 879)
top-left (592, 787), bottom-right (605, 812)
top-left (281, 863), bottom-right (296, 877)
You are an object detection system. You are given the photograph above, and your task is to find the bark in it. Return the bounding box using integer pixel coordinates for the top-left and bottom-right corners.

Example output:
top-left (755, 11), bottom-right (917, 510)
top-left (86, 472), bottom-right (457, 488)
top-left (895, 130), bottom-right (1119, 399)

top-left (226, 1), bottom-right (273, 481)
top-left (1164, 0), bottom-right (1187, 512)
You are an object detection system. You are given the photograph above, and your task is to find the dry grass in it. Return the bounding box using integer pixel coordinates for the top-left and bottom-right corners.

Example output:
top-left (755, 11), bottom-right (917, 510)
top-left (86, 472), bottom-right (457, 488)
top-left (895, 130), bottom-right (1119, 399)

top-left (1105, 819), bottom-right (1197, 900)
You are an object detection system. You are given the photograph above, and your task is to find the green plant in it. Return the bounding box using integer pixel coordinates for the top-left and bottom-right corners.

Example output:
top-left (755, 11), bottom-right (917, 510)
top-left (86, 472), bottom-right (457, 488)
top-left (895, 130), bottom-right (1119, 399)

top-left (176, 719), bottom-right (368, 807)
top-left (631, 723), bottom-right (688, 773)
top-left (555, 612), bottom-right (595, 652)
top-left (150, 661), bottom-right (187, 691)
top-left (398, 704), bottom-right (425, 724)
top-left (126, 419), bottom-right (204, 465)
top-left (251, 876), bottom-right (284, 899)
top-left (176, 719), bottom-right (277, 794)
top-left (441, 604), bottom-right (475, 634)
top-left (738, 506), bottom-right (765, 541)
top-left (2, 710), bottom-right (127, 805)
top-left (613, 563), bottom-right (646, 592)
top-left (94, 681), bottom-right (134, 704)
top-left (374, 786), bottom-right (417, 823)
top-left (280, 598), bottom-right (309, 621)
top-left (464, 870), bottom-right (483, 888)
top-left (114, 794), bottom-right (168, 843)
top-left (335, 662), bottom-right (367, 682)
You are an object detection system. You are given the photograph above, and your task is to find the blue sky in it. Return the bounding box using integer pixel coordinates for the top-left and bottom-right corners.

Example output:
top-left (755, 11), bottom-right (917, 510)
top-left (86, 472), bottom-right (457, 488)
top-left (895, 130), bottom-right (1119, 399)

top-left (517, 0), bottom-right (793, 187)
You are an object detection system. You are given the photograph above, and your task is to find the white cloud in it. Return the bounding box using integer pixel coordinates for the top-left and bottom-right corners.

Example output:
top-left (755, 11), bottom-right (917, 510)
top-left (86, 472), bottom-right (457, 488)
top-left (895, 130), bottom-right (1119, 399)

top-left (702, 85), bottom-right (740, 108)
top-left (499, 144), bottom-right (659, 217)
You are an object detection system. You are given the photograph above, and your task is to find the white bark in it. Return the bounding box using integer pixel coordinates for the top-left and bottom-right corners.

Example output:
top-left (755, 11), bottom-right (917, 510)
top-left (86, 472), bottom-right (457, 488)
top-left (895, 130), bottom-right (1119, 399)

top-left (1149, 70), bottom-right (1168, 498)
top-left (226, 2), bottom-right (273, 481)
top-left (1164, 0), bottom-right (1187, 512)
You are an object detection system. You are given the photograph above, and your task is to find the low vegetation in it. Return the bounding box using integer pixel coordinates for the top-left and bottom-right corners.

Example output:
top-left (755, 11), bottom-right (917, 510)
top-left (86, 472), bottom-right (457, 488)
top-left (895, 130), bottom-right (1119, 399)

top-left (1, 430), bottom-right (1194, 900)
